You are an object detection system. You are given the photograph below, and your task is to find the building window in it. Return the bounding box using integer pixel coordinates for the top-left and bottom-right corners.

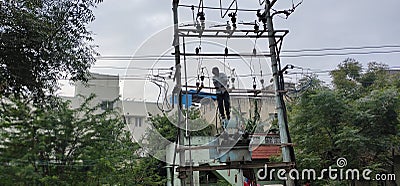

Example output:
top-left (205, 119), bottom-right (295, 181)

top-left (135, 117), bottom-right (143, 127)
top-left (265, 136), bottom-right (280, 144)
top-left (124, 116), bottom-right (133, 124)
top-left (100, 101), bottom-right (113, 110)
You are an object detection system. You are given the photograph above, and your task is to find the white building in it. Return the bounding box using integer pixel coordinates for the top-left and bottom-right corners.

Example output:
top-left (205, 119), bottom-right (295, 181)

top-left (61, 73), bottom-right (162, 143)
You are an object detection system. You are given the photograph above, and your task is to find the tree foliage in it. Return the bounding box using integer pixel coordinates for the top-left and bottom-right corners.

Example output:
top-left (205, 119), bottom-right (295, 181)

top-left (135, 109), bottom-right (215, 185)
top-left (0, 95), bottom-right (138, 185)
top-left (289, 59), bottom-right (400, 185)
top-left (0, 0), bottom-right (102, 99)
top-left (142, 109), bottom-right (214, 156)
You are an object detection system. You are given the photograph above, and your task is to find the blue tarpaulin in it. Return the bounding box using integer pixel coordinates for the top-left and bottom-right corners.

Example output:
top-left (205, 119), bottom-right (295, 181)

top-left (172, 93), bottom-right (193, 107)
top-left (172, 89), bottom-right (217, 107)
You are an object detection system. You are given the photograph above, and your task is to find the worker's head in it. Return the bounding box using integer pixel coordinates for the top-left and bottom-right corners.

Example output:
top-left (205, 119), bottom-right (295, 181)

top-left (212, 67), bottom-right (219, 76)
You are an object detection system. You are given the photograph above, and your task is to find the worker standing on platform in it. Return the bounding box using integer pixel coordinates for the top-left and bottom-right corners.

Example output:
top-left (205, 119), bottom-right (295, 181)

top-left (212, 67), bottom-right (231, 128)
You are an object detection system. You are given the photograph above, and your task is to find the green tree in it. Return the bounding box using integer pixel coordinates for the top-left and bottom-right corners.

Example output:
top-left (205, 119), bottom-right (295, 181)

top-left (142, 109), bottom-right (214, 157)
top-left (290, 89), bottom-right (350, 171)
top-left (130, 156), bottom-right (168, 185)
top-left (0, 0), bottom-right (102, 99)
top-left (289, 59), bottom-right (400, 185)
top-left (244, 99), bottom-right (261, 135)
top-left (330, 58), bottom-right (363, 98)
top-left (0, 95), bottom-right (138, 185)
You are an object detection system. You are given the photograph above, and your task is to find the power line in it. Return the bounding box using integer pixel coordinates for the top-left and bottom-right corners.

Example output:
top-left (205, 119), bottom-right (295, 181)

top-left (96, 56), bottom-right (176, 61)
top-left (282, 44), bottom-right (400, 53)
top-left (280, 50), bottom-right (400, 58)
top-left (91, 66), bottom-right (173, 70)
top-left (287, 70), bottom-right (331, 75)
top-left (95, 45), bottom-right (400, 62)
top-left (95, 56), bottom-right (245, 61)
top-left (58, 77), bottom-right (152, 80)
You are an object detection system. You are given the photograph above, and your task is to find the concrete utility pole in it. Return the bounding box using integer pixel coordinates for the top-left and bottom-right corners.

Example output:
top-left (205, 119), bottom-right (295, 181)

top-left (172, 0), bottom-right (187, 185)
top-left (265, 1), bottom-right (295, 186)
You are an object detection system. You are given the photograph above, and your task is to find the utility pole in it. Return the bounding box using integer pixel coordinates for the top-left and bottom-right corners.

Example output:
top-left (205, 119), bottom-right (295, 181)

top-left (172, 1), bottom-right (298, 185)
top-left (265, 1), bottom-right (295, 186)
top-left (172, 0), bottom-right (187, 185)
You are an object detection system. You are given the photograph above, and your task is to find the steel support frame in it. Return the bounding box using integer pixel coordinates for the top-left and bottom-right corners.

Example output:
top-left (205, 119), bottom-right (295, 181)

top-left (173, 1), bottom-right (295, 185)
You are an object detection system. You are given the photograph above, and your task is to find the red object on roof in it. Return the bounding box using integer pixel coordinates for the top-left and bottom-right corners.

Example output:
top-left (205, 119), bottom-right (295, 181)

top-left (251, 145), bottom-right (281, 159)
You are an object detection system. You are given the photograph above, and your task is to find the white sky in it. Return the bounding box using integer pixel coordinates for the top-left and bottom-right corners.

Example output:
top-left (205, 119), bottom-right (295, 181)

top-left (59, 0), bottom-right (400, 99)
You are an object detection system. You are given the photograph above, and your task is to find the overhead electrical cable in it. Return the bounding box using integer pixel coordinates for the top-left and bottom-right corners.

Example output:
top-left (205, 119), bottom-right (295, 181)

top-left (95, 45), bottom-right (400, 61)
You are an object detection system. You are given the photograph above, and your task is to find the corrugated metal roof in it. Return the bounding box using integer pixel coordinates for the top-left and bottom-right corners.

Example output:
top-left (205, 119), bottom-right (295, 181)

top-left (251, 146), bottom-right (281, 159)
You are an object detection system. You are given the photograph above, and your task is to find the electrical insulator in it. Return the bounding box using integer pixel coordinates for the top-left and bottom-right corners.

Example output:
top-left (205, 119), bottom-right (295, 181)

top-left (254, 21), bottom-right (259, 33)
top-left (198, 12), bottom-right (205, 29)
top-left (231, 77), bottom-right (235, 84)
top-left (260, 79), bottom-right (265, 85)
top-left (256, 10), bottom-right (262, 19)
top-left (199, 12), bottom-right (205, 21)
top-left (226, 21), bottom-right (231, 31)
top-left (228, 12), bottom-right (237, 28)
top-left (252, 77), bottom-right (257, 90)
top-left (224, 47), bottom-right (228, 56)
top-left (195, 47), bottom-right (200, 55)
top-left (196, 81), bottom-right (200, 88)
top-left (257, 10), bottom-right (267, 25)
top-left (196, 24), bottom-right (202, 31)
top-left (200, 75), bottom-right (205, 82)
top-left (252, 48), bottom-right (257, 55)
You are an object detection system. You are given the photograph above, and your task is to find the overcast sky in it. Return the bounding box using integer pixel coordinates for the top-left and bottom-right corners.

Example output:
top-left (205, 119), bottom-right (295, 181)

top-left (60, 0), bottom-right (400, 99)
